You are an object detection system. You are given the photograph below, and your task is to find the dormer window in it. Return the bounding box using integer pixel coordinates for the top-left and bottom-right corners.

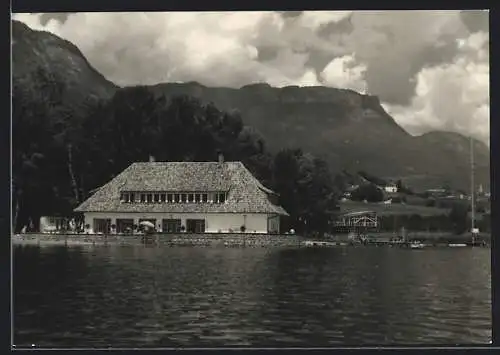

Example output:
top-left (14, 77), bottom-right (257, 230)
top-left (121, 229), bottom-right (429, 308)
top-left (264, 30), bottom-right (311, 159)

top-left (121, 191), bottom-right (228, 203)
top-left (120, 192), bottom-right (129, 203)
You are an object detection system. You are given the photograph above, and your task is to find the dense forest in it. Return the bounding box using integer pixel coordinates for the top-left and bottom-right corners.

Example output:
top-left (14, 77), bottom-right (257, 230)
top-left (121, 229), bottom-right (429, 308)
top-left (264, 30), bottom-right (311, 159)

top-left (12, 72), bottom-right (343, 234)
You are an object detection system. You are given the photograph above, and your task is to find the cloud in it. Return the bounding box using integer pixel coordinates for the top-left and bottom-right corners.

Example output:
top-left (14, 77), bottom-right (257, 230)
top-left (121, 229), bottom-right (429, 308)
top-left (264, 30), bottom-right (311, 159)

top-left (12, 10), bottom-right (489, 144)
top-left (320, 54), bottom-right (367, 92)
top-left (460, 9), bottom-right (489, 33)
top-left (299, 11), bottom-right (352, 29)
top-left (383, 31), bottom-right (489, 144)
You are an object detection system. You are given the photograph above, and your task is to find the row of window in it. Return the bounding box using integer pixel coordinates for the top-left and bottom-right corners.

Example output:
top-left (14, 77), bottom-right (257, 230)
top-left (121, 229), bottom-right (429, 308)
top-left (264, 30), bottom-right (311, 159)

top-left (93, 218), bottom-right (206, 233)
top-left (119, 192), bottom-right (227, 204)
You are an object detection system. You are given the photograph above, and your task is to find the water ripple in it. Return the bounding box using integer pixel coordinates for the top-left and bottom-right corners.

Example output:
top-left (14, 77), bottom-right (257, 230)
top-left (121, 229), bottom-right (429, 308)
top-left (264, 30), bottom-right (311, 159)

top-left (14, 245), bottom-right (491, 347)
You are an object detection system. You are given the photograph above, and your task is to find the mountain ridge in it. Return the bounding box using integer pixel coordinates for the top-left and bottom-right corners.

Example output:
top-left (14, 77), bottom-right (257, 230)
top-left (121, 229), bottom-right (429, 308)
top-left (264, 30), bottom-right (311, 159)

top-left (12, 19), bottom-right (490, 192)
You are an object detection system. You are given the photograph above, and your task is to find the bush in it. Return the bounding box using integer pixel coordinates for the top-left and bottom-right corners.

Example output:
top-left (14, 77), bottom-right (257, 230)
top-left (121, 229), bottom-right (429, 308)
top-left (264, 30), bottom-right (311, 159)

top-left (448, 203), bottom-right (469, 234)
top-left (426, 199), bottom-right (436, 207)
top-left (351, 183), bottom-right (384, 203)
top-left (392, 196), bottom-right (404, 204)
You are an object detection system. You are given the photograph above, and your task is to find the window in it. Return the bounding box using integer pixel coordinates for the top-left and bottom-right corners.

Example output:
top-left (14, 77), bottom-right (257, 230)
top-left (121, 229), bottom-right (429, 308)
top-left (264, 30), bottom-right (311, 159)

top-left (160, 193), bottom-right (166, 202)
top-left (202, 194), bottom-right (208, 203)
top-left (167, 194), bottom-right (173, 203)
top-left (186, 219), bottom-right (206, 233)
top-left (154, 193), bottom-right (160, 203)
top-left (93, 218), bottom-right (111, 234)
top-left (181, 193), bottom-right (187, 202)
top-left (174, 194), bottom-right (180, 203)
top-left (130, 193), bottom-right (135, 203)
top-left (116, 219), bottom-right (134, 233)
top-left (195, 194), bottom-right (201, 203)
top-left (140, 193), bottom-right (146, 203)
top-left (120, 192), bottom-right (129, 202)
top-left (147, 194), bottom-right (153, 203)
top-left (219, 192), bottom-right (226, 203)
top-left (162, 219), bottom-right (181, 233)
top-left (188, 193), bottom-right (194, 203)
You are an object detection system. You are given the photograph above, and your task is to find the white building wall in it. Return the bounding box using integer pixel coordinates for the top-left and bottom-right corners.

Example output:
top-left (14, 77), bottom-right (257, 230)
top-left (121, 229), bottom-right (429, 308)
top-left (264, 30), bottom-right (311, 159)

top-left (40, 216), bottom-right (69, 233)
top-left (384, 186), bottom-right (398, 193)
top-left (40, 216), bottom-right (57, 233)
top-left (83, 212), bottom-right (271, 234)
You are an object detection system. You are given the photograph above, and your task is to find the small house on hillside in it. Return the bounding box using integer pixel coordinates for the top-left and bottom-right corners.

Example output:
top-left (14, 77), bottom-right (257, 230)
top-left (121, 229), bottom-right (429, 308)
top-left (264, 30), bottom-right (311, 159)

top-left (384, 182), bottom-right (398, 193)
top-left (74, 157), bottom-right (288, 234)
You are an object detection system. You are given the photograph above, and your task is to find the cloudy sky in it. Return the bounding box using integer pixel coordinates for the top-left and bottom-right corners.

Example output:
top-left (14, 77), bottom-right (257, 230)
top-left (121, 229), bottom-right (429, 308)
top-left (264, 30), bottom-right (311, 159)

top-left (13, 11), bottom-right (490, 144)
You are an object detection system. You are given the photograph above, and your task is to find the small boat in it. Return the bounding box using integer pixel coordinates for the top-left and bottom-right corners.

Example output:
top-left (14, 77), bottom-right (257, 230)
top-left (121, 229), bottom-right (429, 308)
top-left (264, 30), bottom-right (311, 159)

top-left (410, 240), bottom-right (425, 249)
top-left (448, 243), bottom-right (467, 248)
top-left (303, 240), bottom-right (336, 247)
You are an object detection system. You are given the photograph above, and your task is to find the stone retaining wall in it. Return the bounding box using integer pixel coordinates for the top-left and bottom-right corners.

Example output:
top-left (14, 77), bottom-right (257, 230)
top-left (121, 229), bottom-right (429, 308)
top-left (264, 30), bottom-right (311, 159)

top-left (13, 233), bottom-right (304, 247)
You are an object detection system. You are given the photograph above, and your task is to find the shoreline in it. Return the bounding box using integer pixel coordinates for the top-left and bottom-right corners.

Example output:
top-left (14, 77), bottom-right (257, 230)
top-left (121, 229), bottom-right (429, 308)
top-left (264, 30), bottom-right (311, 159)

top-left (12, 233), bottom-right (304, 248)
top-left (12, 232), bottom-right (490, 248)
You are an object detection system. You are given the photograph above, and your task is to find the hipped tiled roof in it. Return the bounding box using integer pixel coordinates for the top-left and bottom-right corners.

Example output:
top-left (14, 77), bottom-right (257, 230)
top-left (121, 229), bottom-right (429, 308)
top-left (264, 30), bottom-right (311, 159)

top-left (74, 161), bottom-right (288, 215)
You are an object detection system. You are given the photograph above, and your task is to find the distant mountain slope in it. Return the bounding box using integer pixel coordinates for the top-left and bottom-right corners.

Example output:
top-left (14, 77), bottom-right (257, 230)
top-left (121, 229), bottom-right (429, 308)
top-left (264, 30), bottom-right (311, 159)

top-left (12, 20), bottom-right (489, 193)
top-left (12, 20), bottom-right (117, 109)
top-left (149, 82), bottom-right (490, 192)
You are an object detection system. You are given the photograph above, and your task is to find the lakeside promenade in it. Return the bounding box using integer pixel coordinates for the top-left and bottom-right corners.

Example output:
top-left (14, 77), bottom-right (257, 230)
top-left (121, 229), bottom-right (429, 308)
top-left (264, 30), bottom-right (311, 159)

top-left (12, 231), bottom-right (490, 248)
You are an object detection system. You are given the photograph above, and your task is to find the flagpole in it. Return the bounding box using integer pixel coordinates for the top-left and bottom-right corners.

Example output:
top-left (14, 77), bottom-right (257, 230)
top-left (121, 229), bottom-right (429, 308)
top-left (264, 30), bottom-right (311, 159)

top-left (470, 134), bottom-right (476, 245)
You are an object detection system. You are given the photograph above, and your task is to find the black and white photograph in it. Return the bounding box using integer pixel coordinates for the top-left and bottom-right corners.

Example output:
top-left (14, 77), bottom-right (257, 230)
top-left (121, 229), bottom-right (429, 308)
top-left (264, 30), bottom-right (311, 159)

top-left (11, 9), bottom-right (491, 348)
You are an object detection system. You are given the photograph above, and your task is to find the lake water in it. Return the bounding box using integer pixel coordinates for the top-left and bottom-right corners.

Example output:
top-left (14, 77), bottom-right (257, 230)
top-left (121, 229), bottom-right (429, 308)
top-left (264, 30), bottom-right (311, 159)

top-left (13, 245), bottom-right (491, 348)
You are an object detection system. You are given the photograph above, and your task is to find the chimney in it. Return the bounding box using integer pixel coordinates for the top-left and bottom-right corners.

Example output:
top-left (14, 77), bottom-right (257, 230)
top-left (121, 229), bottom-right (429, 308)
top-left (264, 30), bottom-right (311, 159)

top-left (217, 151), bottom-right (224, 163)
top-left (149, 155), bottom-right (155, 162)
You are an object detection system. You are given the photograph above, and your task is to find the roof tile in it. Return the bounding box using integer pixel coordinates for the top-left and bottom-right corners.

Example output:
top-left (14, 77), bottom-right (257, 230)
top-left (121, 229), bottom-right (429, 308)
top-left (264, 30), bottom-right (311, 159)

top-left (74, 161), bottom-right (288, 216)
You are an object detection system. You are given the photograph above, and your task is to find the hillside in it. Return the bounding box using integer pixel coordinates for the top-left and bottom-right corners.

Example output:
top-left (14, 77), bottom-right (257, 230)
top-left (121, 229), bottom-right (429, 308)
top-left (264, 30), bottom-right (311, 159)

top-left (147, 81), bottom-right (489, 192)
top-left (12, 20), bottom-right (117, 110)
top-left (12, 20), bottom-right (490, 193)
top-left (339, 200), bottom-right (450, 217)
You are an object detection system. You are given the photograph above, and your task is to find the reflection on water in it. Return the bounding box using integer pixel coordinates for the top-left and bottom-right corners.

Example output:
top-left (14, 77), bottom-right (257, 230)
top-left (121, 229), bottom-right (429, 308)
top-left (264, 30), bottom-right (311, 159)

top-left (14, 245), bottom-right (491, 347)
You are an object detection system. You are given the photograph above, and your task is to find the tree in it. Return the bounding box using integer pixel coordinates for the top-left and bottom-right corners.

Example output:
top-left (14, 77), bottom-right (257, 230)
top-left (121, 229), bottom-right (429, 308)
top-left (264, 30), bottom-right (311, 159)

top-left (358, 170), bottom-right (386, 186)
top-left (448, 202), bottom-right (469, 234)
top-left (14, 80), bottom-right (340, 235)
top-left (271, 149), bottom-right (339, 235)
top-left (351, 183), bottom-right (384, 202)
top-left (395, 179), bottom-right (402, 189)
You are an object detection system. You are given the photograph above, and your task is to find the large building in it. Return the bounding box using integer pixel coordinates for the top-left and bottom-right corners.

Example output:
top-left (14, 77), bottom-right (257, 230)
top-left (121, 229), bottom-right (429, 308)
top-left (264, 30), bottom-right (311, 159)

top-left (74, 160), bottom-right (288, 234)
